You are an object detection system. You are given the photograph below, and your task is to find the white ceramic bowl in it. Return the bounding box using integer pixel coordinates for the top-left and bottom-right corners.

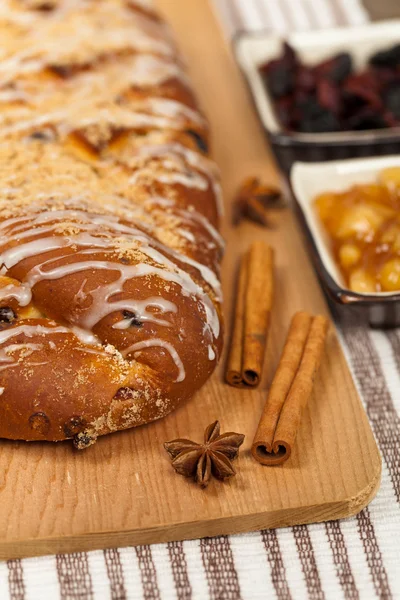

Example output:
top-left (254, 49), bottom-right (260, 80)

top-left (234, 21), bottom-right (400, 174)
top-left (290, 155), bottom-right (400, 327)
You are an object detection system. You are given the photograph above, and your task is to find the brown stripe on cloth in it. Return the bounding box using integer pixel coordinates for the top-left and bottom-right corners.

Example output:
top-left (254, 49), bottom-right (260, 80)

top-left (135, 545), bottom-right (161, 600)
top-left (292, 525), bottom-right (325, 600)
top-left (324, 521), bottom-right (359, 600)
top-left (56, 553), bottom-right (93, 600)
top-left (340, 321), bottom-right (400, 504)
top-left (200, 536), bottom-right (242, 600)
top-left (301, 0), bottom-right (320, 29)
top-left (337, 316), bottom-right (393, 597)
top-left (261, 529), bottom-right (292, 600)
top-left (385, 329), bottom-right (400, 385)
top-left (7, 559), bottom-right (25, 600)
top-left (104, 548), bottom-right (127, 600)
top-left (324, 0), bottom-right (349, 26)
top-left (276, 0), bottom-right (295, 30)
top-left (167, 541), bottom-right (192, 600)
top-left (356, 508), bottom-right (391, 600)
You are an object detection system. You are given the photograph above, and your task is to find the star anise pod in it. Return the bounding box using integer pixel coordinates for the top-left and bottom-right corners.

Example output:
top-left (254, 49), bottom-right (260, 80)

top-left (164, 421), bottom-right (245, 488)
top-left (232, 177), bottom-right (283, 227)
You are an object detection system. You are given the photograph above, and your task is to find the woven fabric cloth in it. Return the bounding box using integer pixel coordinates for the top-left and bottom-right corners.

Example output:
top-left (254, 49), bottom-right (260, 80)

top-left (2, 1), bottom-right (400, 599)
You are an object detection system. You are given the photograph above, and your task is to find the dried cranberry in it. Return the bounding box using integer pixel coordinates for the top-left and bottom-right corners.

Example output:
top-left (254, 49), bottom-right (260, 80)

top-left (275, 97), bottom-right (293, 128)
top-left (266, 63), bottom-right (294, 98)
top-left (315, 52), bottom-right (352, 83)
top-left (344, 75), bottom-right (382, 111)
top-left (48, 64), bottom-right (73, 78)
top-left (347, 107), bottom-right (386, 130)
top-left (369, 44), bottom-right (400, 69)
top-left (185, 129), bottom-right (208, 154)
top-left (295, 66), bottom-right (316, 92)
top-left (382, 111), bottom-right (400, 128)
top-left (296, 97), bottom-right (322, 118)
top-left (260, 41), bottom-right (400, 133)
top-left (384, 84), bottom-right (400, 120)
top-left (64, 416), bottom-right (86, 438)
top-left (317, 79), bottom-right (341, 115)
top-left (298, 104), bottom-right (340, 133)
top-left (370, 66), bottom-right (398, 88)
top-left (122, 310), bottom-right (143, 327)
top-left (341, 90), bottom-right (367, 116)
top-left (36, 3), bottom-right (55, 10)
top-left (0, 307), bottom-right (16, 324)
top-left (281, 42), bottom-right (297, 68)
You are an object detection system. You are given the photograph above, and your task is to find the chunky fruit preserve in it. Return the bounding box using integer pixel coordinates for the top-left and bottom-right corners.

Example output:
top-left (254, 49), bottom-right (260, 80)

top-left (314, 167), bottom-right (400, 293)
top-left (259, 42), bottom-right (400, 133)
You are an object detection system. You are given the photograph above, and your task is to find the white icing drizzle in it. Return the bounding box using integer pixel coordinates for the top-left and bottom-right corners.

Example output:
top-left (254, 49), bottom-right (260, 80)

top-left (133, 142), bottom-right (224, 217)
top-left (146, 196), bottom-right (224, 250)
top-left (0, 324), bottom-right (70, 345)
top-left (0, 0), bottom-right (224, 387)
top-left (177, 228), bottom-right (195, 243)
top-left (24, 257), bottom-right (220, 338)
top-left (129, 166), bottom-right (208, 192)
top-left (0, 283), bottom-right (32, 306)
top-left (0, 98), bottom-right (205, 139)
top-left (71, 54), bottom-right (190, 94)
top-left (0, 208), bottom-right (221, 337)
top-left (112, 297), bottom-right (177, 329)
top-left (0, 3), bottom-right (174, 84)
top-left (70, 326), bottom-right (101, 346)
top-left (0, 324), bottom-right (70, 370)
top-left (0, 342), bottom-right (43, 362)
top-left (122, 338), bottom-right (185, 382)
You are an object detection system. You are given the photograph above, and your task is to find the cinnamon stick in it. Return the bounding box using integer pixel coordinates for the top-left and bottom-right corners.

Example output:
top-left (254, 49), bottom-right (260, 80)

top-left (251, 311), bottom-right (329, 465)
top-left (225, 242), bottom-right (274, 388)
top-left (225, 253), bottom-right (248, 387)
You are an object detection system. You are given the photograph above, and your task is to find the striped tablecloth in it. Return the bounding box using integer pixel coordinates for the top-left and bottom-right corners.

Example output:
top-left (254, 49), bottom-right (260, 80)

top-left (3, 1), bottom-right (400, 598)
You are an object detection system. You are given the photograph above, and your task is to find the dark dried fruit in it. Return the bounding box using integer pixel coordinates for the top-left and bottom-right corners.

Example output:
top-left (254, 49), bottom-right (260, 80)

top-left (316, 52), bottom-right (352, 83)
top-left (73, 430), bottom-right (97, 450)
top-left (0, 307), bottom-right (16, 324)
top-left (29, 412), bottom-right (50, 435)
top-left (316, 79), bottom-right (341, 115)
top-left (64, 416), bottom-right (86, 438)
top-left (259, 42), bottom-right (400, 133)
top-left (185, 129), bottom-right (208, 154)
top-left (266, 63), bottom-right (294, 98)
top-left (369, 44), bottom-right (400, 69)
top-left (295, 66), bottom-right (316, 92)
top-left (122, 310), bottom-right (143, 327)
top-left (48, 64), bottom-right (73, 78)
top-left (114, 386), bottom-right (135, 400)
top-left (299, 110), bottom-right (340, 133)
top-left (36, 3), bottom-right (55, 11)
top-left (281, 41), bottom-right (297, 68)
top-left (385, 85), bottom-right (400, 120)
top-left (344, 75), bottom-right (382, 110)
top-left (347, 107), bottom-right (387, 130)
top-left (29, 130), bottom-right (51, 141)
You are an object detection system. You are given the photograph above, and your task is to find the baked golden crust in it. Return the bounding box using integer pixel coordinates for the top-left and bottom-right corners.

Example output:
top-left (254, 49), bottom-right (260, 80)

top-left (0, 0), bottom-right (223, 446)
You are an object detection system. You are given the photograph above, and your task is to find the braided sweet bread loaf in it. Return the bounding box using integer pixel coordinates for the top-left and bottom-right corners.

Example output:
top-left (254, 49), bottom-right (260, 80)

top-left (0, 0), bottom-right (223, 447)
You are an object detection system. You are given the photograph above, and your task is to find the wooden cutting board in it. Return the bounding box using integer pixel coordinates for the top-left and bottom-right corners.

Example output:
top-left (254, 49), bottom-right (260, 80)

top-left (0, 0), bottom-right (381, 560)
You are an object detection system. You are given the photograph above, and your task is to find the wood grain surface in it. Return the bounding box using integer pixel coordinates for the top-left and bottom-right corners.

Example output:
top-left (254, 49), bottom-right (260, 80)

top-left (0, 0), bottom-right (381, 560)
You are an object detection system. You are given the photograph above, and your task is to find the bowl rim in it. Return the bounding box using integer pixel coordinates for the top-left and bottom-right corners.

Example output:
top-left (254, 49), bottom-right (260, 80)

top-left (289, 155), bottom-right (400, 305)
top-left (233, 20), bottom-right (400, 145)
